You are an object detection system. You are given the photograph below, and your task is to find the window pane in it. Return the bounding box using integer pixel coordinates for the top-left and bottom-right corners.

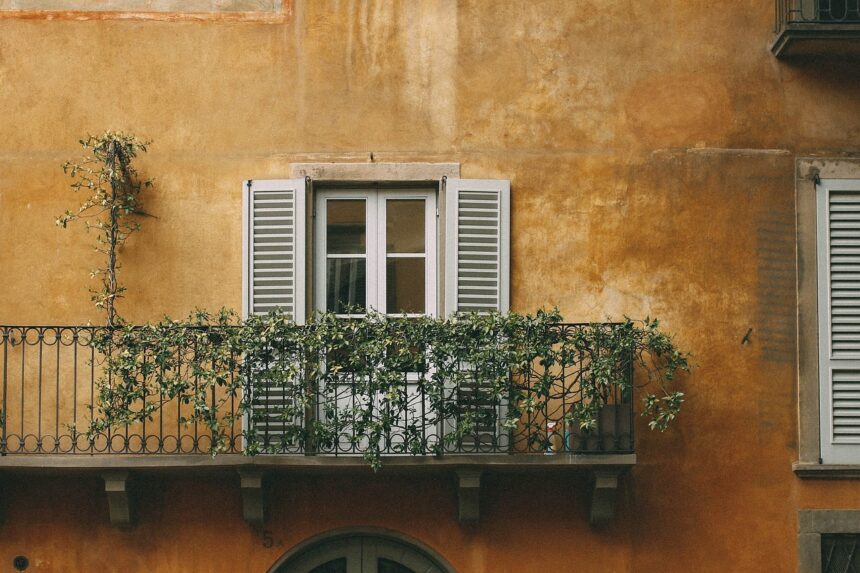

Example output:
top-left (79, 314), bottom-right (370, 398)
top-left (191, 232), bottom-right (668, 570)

top-left (309, 558), bottom-right (347, 573)
top-left (386, 199), bottom-right (425, 253)
top-left (378, 558), bottom-right (416, 573)
top-left (387, 258), bottom-right (424, 314)
top-left (822, 534), bottom-right (860, 573)
top-left (327, 258), bottom-right (366, 313)
top-left (327, 200), bottom-right (366, 254)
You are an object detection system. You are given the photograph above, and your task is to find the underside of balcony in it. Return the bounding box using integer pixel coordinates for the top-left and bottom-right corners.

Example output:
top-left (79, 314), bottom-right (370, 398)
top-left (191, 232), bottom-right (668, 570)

top-left (772, 22), bottom-right (860, 56)
top-left (772, 0), bottom-right (860, 56)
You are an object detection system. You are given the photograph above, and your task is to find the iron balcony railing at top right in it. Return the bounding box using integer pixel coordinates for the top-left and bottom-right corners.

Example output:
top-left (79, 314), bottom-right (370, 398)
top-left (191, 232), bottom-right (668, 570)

top-left (773, 0), bottom-right (860, 56)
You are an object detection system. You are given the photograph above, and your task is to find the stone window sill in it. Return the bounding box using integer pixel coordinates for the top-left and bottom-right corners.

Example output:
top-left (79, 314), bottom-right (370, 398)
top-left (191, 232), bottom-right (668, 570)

top-left (793, 462), bottom-right (860, 479)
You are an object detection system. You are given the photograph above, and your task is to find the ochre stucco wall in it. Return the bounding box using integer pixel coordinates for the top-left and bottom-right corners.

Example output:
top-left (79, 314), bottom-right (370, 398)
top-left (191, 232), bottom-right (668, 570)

top-left (1, 1), bottom-right (859, 571)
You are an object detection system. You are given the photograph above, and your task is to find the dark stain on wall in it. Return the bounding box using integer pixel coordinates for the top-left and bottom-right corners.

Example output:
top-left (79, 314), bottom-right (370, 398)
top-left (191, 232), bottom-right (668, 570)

top-left (756, 210), bottom-right (796, 363)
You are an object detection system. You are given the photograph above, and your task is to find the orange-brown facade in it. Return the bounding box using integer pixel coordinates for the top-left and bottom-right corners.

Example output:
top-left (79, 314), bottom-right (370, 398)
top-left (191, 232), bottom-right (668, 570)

top-left (1, 1), bottom-right (859, 571)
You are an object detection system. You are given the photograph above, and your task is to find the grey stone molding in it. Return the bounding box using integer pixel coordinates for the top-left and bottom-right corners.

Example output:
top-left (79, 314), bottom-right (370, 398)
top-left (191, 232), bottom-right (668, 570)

top-left (798, 510), bottom-right (860, 573)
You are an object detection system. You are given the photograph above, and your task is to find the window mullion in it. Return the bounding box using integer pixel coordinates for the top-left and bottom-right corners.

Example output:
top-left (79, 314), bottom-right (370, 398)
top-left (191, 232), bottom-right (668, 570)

top-left (368, 192), bottom-right (382, 314)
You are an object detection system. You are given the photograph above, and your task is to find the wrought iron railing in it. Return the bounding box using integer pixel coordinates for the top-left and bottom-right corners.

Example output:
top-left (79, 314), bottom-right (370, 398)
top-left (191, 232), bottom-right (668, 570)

top-left (0, 324), bottom-right (634, 457)
top-left (776, 0), bottom-right (860, 29)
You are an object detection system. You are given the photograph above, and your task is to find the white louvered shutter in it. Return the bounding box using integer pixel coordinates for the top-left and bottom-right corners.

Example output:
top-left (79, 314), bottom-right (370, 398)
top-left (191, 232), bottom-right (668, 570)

top-left (243, 179), bottom-right (307, 452)
top-left (817, 179), bottom-right (860, 464)
top-left (444, 179), bottom-right (511, 451)
top-left (243, 179), bottom-right (306, 323)
top-left (445, 179), bottom-right (510, 314)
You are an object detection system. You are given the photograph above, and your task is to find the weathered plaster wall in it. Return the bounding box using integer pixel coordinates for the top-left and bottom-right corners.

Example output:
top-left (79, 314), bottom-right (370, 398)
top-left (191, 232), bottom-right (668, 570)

top-left (0, 1), bottom-right (859, 571)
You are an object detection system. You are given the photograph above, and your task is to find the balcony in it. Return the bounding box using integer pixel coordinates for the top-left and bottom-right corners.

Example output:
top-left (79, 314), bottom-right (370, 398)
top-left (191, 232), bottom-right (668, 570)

top-left (0, 323), bottom-right (635, 526)
top-left (772, 0), bottom-right (860, 57)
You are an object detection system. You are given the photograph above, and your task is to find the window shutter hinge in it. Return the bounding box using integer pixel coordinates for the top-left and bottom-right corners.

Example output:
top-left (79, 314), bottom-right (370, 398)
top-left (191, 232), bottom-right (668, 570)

top-left (436, 207), bottom-right (439, 218)
top-left (819, 457), bottom-right (823, 465)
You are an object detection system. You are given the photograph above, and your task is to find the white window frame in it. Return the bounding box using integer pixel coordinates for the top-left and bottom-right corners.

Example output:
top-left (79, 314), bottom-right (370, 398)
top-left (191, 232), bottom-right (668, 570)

top-left (313, 187), bottom-right (438, 319)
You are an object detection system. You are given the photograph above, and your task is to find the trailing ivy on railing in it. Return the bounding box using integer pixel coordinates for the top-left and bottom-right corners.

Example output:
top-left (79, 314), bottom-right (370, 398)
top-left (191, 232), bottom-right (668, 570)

top-left (88, 309), bottom-right (690, 469)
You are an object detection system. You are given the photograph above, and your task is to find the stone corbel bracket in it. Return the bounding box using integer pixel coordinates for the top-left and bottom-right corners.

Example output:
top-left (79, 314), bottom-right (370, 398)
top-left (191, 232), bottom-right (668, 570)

top-left (455, 469), bottom-right (482, 525)
top-left (102, 471), bottom-right (134, 528)
top-left (238, 469), bottom-right (267, 525)
top-left (589, 468), bottom-right (625, 526)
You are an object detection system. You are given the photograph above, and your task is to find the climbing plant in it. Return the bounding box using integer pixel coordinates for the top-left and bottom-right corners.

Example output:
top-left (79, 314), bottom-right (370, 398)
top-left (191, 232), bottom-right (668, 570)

top-left (58, 131), bottom-right (153, 326)
top-left (89, 308), bottom-right (691, 470)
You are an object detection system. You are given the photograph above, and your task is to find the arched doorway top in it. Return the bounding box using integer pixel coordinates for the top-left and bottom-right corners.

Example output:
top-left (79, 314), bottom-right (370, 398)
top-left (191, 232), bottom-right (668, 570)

top-left (268, 527), bottom-right (457, 573)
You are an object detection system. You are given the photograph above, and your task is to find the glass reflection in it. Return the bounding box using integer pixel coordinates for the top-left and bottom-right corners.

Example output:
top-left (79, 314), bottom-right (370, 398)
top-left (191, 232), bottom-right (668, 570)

top-left (327, 258), bottom-right (366, 313)
top-left (327, 200), bottom-right (366, 254)
top-left (386, 258), bottom-right (424, 314)
top-left (386, 199), bottom-right (424, 253)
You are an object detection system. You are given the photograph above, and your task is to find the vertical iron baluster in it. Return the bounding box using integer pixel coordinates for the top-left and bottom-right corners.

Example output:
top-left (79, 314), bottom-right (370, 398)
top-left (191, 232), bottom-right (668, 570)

top-left (264, 342), bottom-right (270, 454)
top-left (20, 335), bottom-right (25, 450)
top-left (141, 349), bottom-right (147, 453)
top-left (211, 352), bottom-right (216, 452)
top-left (90, 332), bottom-right (95, 453)
top-left (123, 335), bottom-right (129, 454)
top-left (72, 330), bottom-right (78, 453)
top-left (229, 348), bottom-right (235, 453)
top-left (55, 332), bottom-right (60, 452)
top-left (159, 356), bottom-right (164, 454)
top-left (193, 334), bottom-right (199, 453)
top-left (37, 330), bottom-right (43, 452)
top-left (176, 336), bottom-right (182, 452)
top-left (1, 328), bottom-right (7, 455)
top-left (420, 370), bottom-right (426, 455)
top-left (561, 326), bottom-right (568, 453)
top-left (106, 330), bottom-right (114, 452)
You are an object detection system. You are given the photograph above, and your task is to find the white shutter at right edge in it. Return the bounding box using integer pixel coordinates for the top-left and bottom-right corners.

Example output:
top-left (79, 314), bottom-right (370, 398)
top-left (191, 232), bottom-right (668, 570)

top-left (817, 178), bottom-right (860, 464)
top-left (445, 178), bottom-right (510, 314)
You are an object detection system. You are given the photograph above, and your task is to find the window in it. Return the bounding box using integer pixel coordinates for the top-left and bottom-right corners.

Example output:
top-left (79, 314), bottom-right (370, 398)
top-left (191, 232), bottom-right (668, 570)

top-left (816, 178), bottom-right (860, 465)
top-left (313, 186), bottom-right (437, 317)
top-left (242, 175), bottom-right (510, 321)
top-left (821, 534), bottom-right (860, 572)
top-left (795, 159), bottom-right (860, 475)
